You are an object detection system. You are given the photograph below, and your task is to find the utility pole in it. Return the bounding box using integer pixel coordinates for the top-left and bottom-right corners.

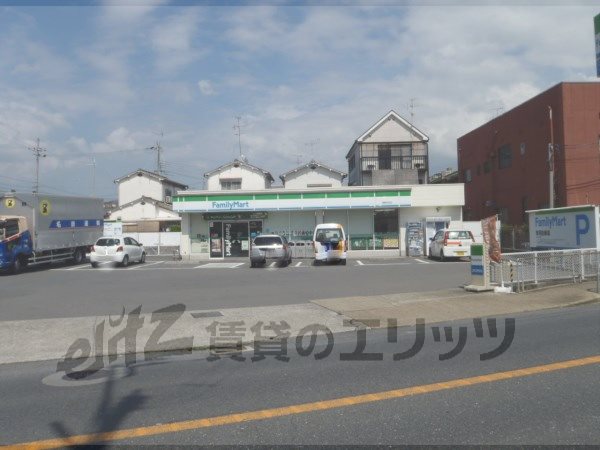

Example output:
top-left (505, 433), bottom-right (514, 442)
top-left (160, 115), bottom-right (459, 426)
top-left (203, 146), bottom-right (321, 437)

top-left (548, 106), bottom-right (555, 209)
top-left (28, 138), bottom-right (46, 194)
top-left (149, 140), bottom-right (163, 174)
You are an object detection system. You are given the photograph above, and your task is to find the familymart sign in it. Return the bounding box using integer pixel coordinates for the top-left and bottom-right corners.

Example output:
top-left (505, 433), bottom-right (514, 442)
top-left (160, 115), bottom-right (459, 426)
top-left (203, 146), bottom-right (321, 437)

top-left (173, 189), bottom-right (411, 212)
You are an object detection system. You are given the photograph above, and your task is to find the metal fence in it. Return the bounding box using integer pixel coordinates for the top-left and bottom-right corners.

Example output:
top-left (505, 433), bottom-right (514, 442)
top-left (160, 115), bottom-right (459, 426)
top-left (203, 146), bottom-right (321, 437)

top-left (490, 248), bottom-right (600, 292)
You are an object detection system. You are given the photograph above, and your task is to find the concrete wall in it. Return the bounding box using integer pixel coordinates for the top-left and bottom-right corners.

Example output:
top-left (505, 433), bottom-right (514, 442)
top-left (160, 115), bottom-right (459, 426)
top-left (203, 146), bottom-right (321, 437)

top-left (206, 165), bottom-right (270, 191)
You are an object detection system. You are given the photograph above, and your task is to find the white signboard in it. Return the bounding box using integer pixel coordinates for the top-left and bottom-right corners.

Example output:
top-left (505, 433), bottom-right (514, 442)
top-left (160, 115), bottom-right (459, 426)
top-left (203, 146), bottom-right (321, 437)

top-left (528, 206), bottom-right (600, 250)
top-left (103, 221), bottom-right (123, 237)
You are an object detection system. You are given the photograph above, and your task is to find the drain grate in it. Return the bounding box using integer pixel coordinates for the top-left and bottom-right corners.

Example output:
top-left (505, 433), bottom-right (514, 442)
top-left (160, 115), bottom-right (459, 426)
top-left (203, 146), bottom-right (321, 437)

top-left (191, 311), bottom-right (224, 318)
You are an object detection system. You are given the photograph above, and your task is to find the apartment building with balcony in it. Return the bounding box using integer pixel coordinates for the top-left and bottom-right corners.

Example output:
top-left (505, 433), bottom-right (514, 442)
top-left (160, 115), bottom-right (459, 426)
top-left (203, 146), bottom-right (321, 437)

top-left (346, 110), bottom-right (429, 186)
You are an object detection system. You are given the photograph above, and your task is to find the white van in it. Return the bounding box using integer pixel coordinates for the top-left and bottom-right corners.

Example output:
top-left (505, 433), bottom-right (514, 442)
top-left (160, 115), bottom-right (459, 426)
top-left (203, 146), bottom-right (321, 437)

top-left (312, 223), bottom-right (347, 265)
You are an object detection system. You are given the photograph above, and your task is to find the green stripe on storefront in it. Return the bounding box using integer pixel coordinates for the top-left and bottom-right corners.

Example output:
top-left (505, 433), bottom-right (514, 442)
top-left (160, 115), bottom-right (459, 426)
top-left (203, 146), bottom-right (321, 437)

top-left (207, 194), bottom-right (254, 201)
top-left (302, 193), bottom-right (327, 199)
top-left (279, 193), bottom-right (302, 199)
top-left (254, 194), bottom-right (278, 200)
top-left (175, 189), bottom-right (411, 202)
top-left (326, 192), bottom-right (350, 198)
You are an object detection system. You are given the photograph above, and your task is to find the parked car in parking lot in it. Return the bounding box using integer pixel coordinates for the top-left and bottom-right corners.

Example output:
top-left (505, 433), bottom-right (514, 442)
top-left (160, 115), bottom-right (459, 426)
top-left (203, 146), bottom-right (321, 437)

top-left (428, 229), bottom-right (475, 261)
top-left (313, 223), bottom-right (347, 265)
top-left (90, 236), bottom-right (146, 267)
top-left (250, 234), bottom-right (292, 267)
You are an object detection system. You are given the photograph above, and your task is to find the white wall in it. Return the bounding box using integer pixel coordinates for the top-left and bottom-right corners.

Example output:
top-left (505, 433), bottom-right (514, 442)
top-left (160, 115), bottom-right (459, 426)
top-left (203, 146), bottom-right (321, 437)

top-left (283, 166), bottom-right (344, 189)
top-left (108, 201), bottom-right (180, 222)
top-left (118, 176), bottom-right (163, 206)
top-left (411, 184), bottom-right (464, 207)
top-left (122, 232), bottom-right (181, 247)
top-left (206, 165), bottom-right (270, 191)
top-left (362, 115), bottom-right (423, 143)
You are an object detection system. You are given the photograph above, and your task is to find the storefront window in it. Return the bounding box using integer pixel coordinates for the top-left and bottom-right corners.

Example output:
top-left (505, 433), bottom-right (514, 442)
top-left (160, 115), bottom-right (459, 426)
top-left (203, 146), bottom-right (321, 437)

top-left (374, 209), bottom-right (399, 249)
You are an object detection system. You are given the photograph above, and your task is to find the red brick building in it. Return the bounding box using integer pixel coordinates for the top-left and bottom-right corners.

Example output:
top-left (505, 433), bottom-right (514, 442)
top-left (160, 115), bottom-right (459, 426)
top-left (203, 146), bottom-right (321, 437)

top-left (458, 82), bottom-right (600, 225)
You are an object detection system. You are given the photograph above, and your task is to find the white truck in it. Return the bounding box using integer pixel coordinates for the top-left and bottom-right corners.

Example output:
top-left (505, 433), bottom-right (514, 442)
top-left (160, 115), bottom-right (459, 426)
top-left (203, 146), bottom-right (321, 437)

top-left (0, 193), bottom-right (104, 273)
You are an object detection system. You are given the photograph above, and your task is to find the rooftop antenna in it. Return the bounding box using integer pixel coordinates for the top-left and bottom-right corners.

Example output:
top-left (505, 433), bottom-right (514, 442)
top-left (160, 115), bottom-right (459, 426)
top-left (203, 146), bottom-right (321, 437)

top-left (233, 116), bottom-right (246, 160)
top-left (304, 139), bottom-right (319, 159)
top-left (491, 105), bottom-right (504, 118)
top-left (292, 154), bottom-right (304, 165)
top-left (407, 98), bottom-right (418, 143)
top-left (28, 138), bottom-right (46, 194)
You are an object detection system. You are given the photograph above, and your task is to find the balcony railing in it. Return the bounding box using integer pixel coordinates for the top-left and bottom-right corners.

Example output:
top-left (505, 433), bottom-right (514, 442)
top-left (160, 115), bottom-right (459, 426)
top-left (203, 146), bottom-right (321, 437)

top-left (360, 155), bottom-right (428, 171)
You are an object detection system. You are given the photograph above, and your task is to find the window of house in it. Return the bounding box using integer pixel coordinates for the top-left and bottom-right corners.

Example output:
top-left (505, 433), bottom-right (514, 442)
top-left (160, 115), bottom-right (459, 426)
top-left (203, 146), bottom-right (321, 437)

top-left (378, 145), bottom-right (391, 170)
top-left (464, 169), bottom-right (472, 183)
top-left (220, 179), bottom-right (242, 190)
top-left (498, 144), bottom-right (512, 169)
top-left (483, 160), bottom-right (491, 173)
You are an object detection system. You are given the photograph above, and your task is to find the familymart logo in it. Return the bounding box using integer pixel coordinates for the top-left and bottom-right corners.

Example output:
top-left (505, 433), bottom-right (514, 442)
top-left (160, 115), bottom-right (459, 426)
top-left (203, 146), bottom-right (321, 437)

top-left (212, 200), bottom-right (251, 210)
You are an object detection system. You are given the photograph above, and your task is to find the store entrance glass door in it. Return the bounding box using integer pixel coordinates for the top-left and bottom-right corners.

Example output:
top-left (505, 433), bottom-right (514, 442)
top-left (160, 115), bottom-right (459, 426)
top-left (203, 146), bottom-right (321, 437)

top-left (223, 222), bottom-right (249, 257)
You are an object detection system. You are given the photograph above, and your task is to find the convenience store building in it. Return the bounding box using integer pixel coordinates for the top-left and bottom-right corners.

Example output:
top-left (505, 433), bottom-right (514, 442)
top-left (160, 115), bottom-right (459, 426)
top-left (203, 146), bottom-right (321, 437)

top-left (174, 183), bottom-right (465, 259)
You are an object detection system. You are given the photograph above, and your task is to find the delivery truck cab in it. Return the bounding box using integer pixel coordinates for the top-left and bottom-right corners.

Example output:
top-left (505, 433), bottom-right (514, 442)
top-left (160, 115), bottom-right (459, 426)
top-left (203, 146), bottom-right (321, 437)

top-left (1, 193), bottom-right (104, 273)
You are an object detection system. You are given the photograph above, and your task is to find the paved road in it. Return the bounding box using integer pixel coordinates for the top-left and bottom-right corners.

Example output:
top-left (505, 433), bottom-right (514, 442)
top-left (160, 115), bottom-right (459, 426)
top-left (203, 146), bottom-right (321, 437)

top-left (1, 305), bottom-right (599, 446)
top-left (0, 258), bottom-right (470, 321)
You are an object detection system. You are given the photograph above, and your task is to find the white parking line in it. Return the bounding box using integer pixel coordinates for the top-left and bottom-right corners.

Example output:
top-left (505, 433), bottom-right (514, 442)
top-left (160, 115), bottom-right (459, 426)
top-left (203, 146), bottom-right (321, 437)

top-left (359, 262), bottom-right (413, 266)
top-left (194, 262), bottom-right (245, 269)
top-left (356, 260), bottom-right (364, 266)
top-left (64, 264), bottom-right (91, 270)
top-left (127, 261), bottom-right (164, 270)
top-left (294, 261), bottom-right (302, 267)
top-left (269, 262), bottom-right (277, 267)
top-left (415, 258), bottom-right (430, 264)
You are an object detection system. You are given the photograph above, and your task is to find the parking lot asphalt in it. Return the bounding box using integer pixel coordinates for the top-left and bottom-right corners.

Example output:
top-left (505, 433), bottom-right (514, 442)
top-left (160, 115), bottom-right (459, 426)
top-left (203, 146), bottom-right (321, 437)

top-left (0, 257), bottom-right (470, 321)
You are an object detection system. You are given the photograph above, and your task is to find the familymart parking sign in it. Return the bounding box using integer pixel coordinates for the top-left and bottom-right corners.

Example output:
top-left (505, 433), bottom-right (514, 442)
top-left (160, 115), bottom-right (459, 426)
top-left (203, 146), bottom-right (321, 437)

top-left (528, 206), bottom-right (600, 250)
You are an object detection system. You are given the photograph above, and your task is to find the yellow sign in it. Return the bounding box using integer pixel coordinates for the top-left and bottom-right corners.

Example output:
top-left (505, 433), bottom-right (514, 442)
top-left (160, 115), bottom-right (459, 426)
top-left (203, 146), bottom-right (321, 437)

top-left (4, 198), bottom-right (16, 208)
top-left (39, 199), bottom-right (51, 216)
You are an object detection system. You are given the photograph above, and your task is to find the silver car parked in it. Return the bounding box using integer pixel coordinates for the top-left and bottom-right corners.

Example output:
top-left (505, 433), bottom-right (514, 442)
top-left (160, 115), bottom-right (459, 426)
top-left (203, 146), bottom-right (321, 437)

top-left (250, 235), bottom-right (292, 268)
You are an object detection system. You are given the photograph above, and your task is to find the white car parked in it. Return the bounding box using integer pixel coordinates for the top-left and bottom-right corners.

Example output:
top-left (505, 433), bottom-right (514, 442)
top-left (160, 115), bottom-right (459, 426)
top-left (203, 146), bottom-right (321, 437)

top-left (428, 229), bottom-right (475, 261)
top-left (90, 236), bottom-right (146, 268)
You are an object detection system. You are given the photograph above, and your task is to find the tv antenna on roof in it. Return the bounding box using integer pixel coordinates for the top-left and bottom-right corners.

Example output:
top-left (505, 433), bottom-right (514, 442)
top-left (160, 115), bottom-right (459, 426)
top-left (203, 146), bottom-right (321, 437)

top-left (304, 139), bottom-right (319, 159)
top-left (233, 116), bottom-right (246, 159)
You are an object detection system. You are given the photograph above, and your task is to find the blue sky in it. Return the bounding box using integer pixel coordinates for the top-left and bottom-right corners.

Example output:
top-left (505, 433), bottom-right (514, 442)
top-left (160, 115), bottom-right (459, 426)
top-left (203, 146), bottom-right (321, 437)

top-left (0, 1), bottom-right (598, 199)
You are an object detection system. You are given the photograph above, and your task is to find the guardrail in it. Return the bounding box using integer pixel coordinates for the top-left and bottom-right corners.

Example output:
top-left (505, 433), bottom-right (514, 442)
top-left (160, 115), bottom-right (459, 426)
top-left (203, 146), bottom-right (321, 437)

top-left (490, 248), bottom-right (600, 292)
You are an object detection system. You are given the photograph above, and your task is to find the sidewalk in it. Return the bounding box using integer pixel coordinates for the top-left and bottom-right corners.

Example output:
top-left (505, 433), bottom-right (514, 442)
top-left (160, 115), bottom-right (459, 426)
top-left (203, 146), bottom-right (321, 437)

top-left (311, 282), bottom-right (600, 327)
top-left (1, 282), bottom-right (598, 365)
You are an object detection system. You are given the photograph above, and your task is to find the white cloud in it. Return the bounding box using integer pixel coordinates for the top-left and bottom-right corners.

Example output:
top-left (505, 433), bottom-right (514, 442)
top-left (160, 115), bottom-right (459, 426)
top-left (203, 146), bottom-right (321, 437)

top-left (151, 8), bottom-right (204, 73)
top-left (197, 79), bottom-right (216, 96)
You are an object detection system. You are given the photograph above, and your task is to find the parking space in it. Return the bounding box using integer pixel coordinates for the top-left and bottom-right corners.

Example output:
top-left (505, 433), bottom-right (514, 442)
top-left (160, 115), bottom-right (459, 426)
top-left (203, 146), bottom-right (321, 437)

top-left (0, 256), bottom-right (471, 322)
top-left (48, 256), bottom-right (468, 272)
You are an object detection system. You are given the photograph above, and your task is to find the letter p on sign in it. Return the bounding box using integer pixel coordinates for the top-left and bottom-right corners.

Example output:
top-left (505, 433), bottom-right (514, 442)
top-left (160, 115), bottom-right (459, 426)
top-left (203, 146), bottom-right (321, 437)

top-left (576, 214), bottom-right (589, 246)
